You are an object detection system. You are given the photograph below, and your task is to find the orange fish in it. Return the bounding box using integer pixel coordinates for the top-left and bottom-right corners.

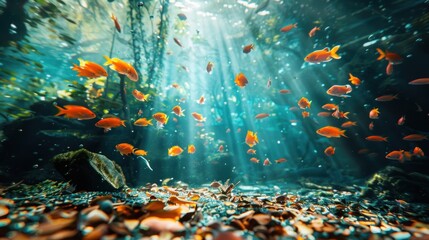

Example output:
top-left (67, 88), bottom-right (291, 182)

top-left (375, 94), bottom-right (398, 102)
top-left (111, 14), bottom-right (121, 33)
top-left (71, 64), bottom-right (99, 79)
top-left (247, 149), bottom-right (256, 155)
top-left (298, 97), bottom-right (311, 109)
top-left (341, 121), bottom-right (357, 128)
top-left (280, 23), bottom-right (297, 32)
top-left (408, 78), bottom-right (429, 85)
top-left (385, 150), bottom-right (405, 162)
top-left (263, 158), bottom-right (271, 166)
top-left (188, 144), bottom-right (196, 154)
top-left (316, 126), bottom-right (347, 138)
top-left (317, 112), bottom-right (331, 117)
top-left (397, 116), bottom-right (405, 126)
top-left (206, 62), bottom-right (214, 73)
top-left (104, 56), bottom-right (138, 81)
top-left (153, 112), bottom-right (169, 125)
top-left (54, 105), bottom-right (96, 120)
top-left (332, 109), bottom-right (349, 119)
top-left (197, 96), bottom-right (205, 105)
top-left (348, 73), bottom-right (361, 86)
top-left (376, 48), bottom-right (402, 64)
top-left (116, 143), bottom-right (135, 156)
top-left (95, 117), bottom-right (126, 132)
top-left (168, 146), bottom-right (183, 157)
top-left (386, 62), bottom-right (393, 75)
top-left (322, 103), bottom-right (338, 111)
top-left (279, 89), bottom-right (291, 94)
top-left (218, 145), bottom-right (224, 152)
top-left (308, 26), bottom-right (320, 37)
top-left (365, 136), bottom-right (388, 142)
top-left (75, 58), bottom-right (108, 77)
top-left (326, 85), bottom-right (352, 98)
top-left (192, 112), bottom-right (206, 122)
top-left (369, 108), bottom-right (379, 119)
top-left (413, 147), bottom-right (424, 157)
top-left (302, 111), bottom-right (310, 118)
top-left (369, 121), bottom-right (374, 131)
top-left (250, 157), bottom-right (259, 163)
top-left (133, 149), bottom-right (148, 156)
top-left (324, 146), bottom-right (335, 156)
top-left (245, 131), bottom-right (259, 148)
top-left (173, 37), bottom-right (183, 47)
top-left (171, 83), bottom-right (180, 89)
top-left (235, 73), bottom-right (248, 87)
top-left (304, 45), bottom-right (341, 63)
top-left (255, 113), bottom-right (269, 119)
top-left (132, 89), bottom-right (150, 102)
top-left (275, 158), bottom-right (287, 164)
top-left (134, 118), bottom-right (153, 126)
top-left (402, 134), bottom-right (427, 141)
top-left (172, 106), bottom-right (185, 117)
top-left (243, 44), bottom-right (254, 54)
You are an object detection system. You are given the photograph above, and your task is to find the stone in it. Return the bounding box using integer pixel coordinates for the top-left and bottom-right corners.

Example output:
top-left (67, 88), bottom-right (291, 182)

top-left (51, 149), bottom-right (126, 191)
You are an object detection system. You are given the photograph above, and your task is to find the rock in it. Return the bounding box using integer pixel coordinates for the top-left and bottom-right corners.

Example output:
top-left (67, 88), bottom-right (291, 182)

top-left (51, 149), bottom-right (126, 191)
top-left (362, 166), bottom-right (429, 203)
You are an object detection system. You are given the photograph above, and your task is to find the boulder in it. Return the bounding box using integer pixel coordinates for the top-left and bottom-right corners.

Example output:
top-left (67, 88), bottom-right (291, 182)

top-left (51, 148), bottom-right (126, 191)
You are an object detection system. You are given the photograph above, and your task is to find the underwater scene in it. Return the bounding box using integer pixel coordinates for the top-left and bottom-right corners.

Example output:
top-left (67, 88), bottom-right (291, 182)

top-left (0, 0), bottom-right (429, 239)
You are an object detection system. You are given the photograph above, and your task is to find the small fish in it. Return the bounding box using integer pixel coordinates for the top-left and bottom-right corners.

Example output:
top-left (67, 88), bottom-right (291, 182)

top-left (134, 118), bottom-right (153, 126)
top-left (317, 112), bottom-right (331, 117)
top-left (402, 134), bottom-right (427, 141)
top-left (153, 112), bottom-right (169, 125)
top-left (369, 121), bottom-right (374, 130)
top-left (386, 62), bottom-right (393, 75)
top-left (71, 64), bottom-right (98, 79)
top-left (267, 78), bottom-right (271, 88)
top-left (243, 44), bottom-right (254, 54)
top-left (206, 62), bottom-right (214, 73)
top-left (376, 48), bottom-right (402, 64)
top-left (263, 158), bottom-right (271, 166)
top-left (348, 73), bottom-right (361, 86)
top-left (341, 121), bottom-right (357, 128)
top-left (95, 117), bottom-right (126, 132)
top-left (316, 126), bottom-right (347, 138)
top-left (397, 116), bottom-right (405, 126)
top-left (322, 103), bottom-right (338, 111)
top-left (173, 37), bottom-right (183, 47)
top-left (375, 94), bottom-right (398, 102)
top-left (54, 105), bottom-right (96, 120)
top-left (385, 150), bottom-right (405, 162)
top-left (111, 14), bottom-right (121, 33)
top-left (302, 111), bottom-right (310, 118)
top-left (308, 26), bottom-right (320, 37)
top-left (255, 113), bottom-right (269, 119)
top-left (171, 83), bottom-right (180, 89)
top-left (324, 146), bottom-right (335, 156)
top-left (137, 156), bottom-right (153, 171)
top-left (279, 89), bottom-right (291, 94)
top-left (226, 128), bottom-right (231, 133)
top-left (250, 157), bottom-right (259, 163)
top-left (218, 145), bottom-right (224, 152)
top-left (177, 13), bottom-right (187, 20)
top-left (132, 89), bottom-right (150, 101)
top-left (192, 112), bottom-right (206, 122)
top-left (413, 147), bottom-right (424, 157)
top-left (197, 96), bottom-right (205, 105)
top-left (168, 146), bottom-right (184, 156)
top-left (245, 131), bottom-right (259, 148)
top-left (280, 23), bottom-right (297, 32)
top-left (188, 144), bottom-right (196, 154)
top-left (365, 136), bottom-right (388, 142)
top-left (247, 149), bottom-right (256, 155)
top-left (304, 45), bottom-right (341, 63)
top-left (369, 108), bottom-right (380, 119)
top-left (332, 109), bottom-right (349, 119)
top-left (326, 85), bottom-right (352, 98)
top-left (104, 56), bottom-right (138, 81)
top-left (75, 58), bottom-right (108, 77)
top-left (235, 73), bottom-right (248, 87)
top-left (298, 97), bottom-right (311, 109)
top-left (116, 143), bottom-right (135, 156)
top-left (408, 78), bottom-right (429, 85)
top-left (172, 106), bottom-right (185, 117)
top-left (275, 158), bottom-right (287, 163)
top-left (133, 149), bottom-right (148, 156)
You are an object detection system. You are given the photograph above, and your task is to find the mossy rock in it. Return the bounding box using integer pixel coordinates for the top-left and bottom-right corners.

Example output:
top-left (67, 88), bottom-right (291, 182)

top-left (51, 148), bottom-right (126, 191)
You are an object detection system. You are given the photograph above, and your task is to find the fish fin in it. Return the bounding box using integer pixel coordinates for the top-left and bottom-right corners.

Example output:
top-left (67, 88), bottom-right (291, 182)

top-left (348, 73), bottom-right (354, 79)
top-left (103, 55), bottom-right (112, 66)
top-left (104, 128), bottom-right (111, 133)
top-left (54, 105), bottom-right (66, 116)
top-left (121, 120), bottom-right (126, 127)
top-left (376, 48), bottom-right (385, 60)
top-left (77, 58), bottom-right (86, 67)
top-left (111, 14), bottom-right (116, 21)
top-left (330, 45), bottom-right (341, 59)
top-left (71, 64), bottom-right (81, 71)
top-left (165, 116), bottom-right (169, 124)
top-left (341, 130), bottom-right (348, 138)
top-left (323, 47), bottom-right (329, 51)
top-left (341, 95), bottom-right (351, 98)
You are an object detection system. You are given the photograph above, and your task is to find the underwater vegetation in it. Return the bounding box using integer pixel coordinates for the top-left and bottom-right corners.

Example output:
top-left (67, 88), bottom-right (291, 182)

top-left (0, 0), bottom-right (429, 238)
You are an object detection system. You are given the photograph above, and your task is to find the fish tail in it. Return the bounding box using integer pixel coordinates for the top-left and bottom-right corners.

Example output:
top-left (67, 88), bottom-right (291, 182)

top-left (344, 112), bottom-right (350, 119)
top-left (111, 14), bottom-right (116, 21)
top-left (71, 64), bottom-right (81, 71)
top-left (376, 48), bottom-right (385, 60)
top-left (148, 119), bottom-right (153, 125)
top-left (330, 45), bottom-right (341, 59)
top-left (77, 58), bottom-right (86, 67)
top-left (165, 116), bottom-right (169, 125)
top-left (341, 130), bottom-right (348, 138)
top-left (308, 101), bottom-right (312, 108)
top-left (293, 23), bottom-right (298, 28)
top-left (349, 73), bottom-right (353, 79)
top-left (383, 137), bottom-right (388, 142)
top-left (103, 55), bottom-right (112, 66)
top-left (121, 120), bottom-right (126, 127)
top-left (54, 105), bottom-right (66, 116)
